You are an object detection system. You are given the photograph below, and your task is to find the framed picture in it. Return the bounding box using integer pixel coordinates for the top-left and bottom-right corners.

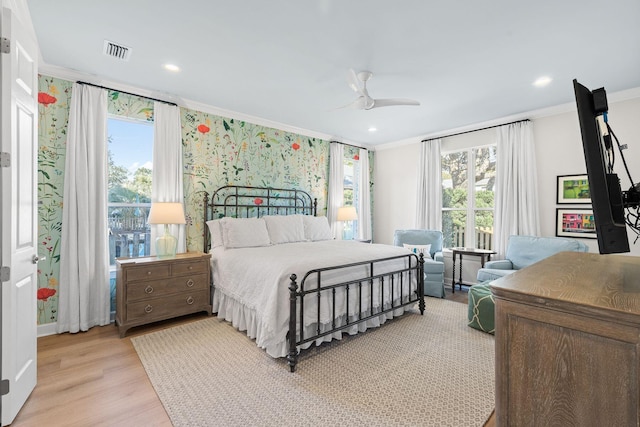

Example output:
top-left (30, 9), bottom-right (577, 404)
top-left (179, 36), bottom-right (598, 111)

top-left (557, 174), bottom-right (591, 204)
top-left (556, 208), bottom-right (596, 239)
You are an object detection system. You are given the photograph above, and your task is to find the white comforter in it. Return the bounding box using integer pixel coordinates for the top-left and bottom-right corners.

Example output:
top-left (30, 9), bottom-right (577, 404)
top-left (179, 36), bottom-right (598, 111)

top-left (211, 240), bottom-right (418, 358)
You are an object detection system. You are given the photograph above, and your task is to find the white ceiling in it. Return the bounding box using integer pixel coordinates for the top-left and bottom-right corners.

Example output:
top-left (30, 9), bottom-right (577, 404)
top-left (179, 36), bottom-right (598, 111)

top-left (26, 0), bottom-right (640, 146)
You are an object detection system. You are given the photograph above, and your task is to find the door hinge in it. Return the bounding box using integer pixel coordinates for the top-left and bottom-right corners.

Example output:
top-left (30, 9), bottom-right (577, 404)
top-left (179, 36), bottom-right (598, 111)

top-left (0, 152), bottom-right (9, 167)
top-left (1, 266), bottom-right (9, 282)
top-left (0, 379), bottom-right (8, 396)
top-left (0, 37), bottom-right (9, 54)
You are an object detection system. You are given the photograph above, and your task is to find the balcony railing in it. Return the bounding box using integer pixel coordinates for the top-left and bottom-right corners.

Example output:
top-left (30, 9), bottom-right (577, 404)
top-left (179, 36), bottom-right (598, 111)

top-left (108, 203), bottom-right (151, 264)
top-left (445, 226), bottom-right (493, 250)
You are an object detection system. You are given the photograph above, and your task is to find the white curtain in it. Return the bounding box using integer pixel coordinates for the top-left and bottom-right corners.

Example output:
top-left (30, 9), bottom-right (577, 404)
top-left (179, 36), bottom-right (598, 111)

top-left (416, 138), bottom-right (442, 230)
top-left (57, 83), bottom-right (110, 333)
top-left (494, 121), bottom-right (540, 256)
top-left (328, 142), bottom-right (344, 239)
top-left (357, 148), bottom-right (372, 240)
top-left (151, 102), bottom-right (185, 254)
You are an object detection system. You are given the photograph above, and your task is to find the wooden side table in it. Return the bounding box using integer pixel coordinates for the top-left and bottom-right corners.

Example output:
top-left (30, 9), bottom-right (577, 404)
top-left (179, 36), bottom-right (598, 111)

top-left (116, 252), bottom-right (212, 337)
top-left (451, 247), bottom-right (496, 293)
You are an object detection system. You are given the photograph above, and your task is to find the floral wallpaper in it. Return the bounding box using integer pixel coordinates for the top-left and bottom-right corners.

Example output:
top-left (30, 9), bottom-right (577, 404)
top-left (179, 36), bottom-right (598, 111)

top-left (181, 112), bottom-right (329, 251)
top-left (36, 74), bottom-right (363, 326)
top-left (37, 76), bottom-right (72, 325)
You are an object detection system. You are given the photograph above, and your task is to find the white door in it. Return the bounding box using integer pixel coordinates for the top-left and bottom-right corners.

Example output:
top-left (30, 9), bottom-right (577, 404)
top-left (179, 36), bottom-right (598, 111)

top-left (0, 4), bottom-right (39, 425)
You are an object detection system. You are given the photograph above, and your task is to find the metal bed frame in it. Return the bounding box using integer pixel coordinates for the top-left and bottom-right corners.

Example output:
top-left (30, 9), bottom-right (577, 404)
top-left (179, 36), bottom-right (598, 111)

top-left (204, 185), bottom-right (425, 372)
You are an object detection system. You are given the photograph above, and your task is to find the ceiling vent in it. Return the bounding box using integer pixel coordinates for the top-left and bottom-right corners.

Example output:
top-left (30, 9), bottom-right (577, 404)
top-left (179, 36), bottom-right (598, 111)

top-left (103, 40), bottom-right (132, 61)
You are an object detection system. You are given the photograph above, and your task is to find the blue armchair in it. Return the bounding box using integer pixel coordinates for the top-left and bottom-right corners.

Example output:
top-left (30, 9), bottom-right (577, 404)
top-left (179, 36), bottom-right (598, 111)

top-left (476, 235), bottom-right (589, 282)
top-left (393, 229), bottom-right (445, 298)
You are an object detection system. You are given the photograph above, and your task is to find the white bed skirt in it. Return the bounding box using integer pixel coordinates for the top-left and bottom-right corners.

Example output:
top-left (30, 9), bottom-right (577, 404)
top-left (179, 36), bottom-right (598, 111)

top-left (212, 287), bottom-right (415, 358)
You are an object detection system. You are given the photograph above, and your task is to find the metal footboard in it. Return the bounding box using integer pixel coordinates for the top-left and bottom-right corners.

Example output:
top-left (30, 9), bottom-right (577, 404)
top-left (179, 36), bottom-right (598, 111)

top-left (287, 253), bottom-right (425, 372)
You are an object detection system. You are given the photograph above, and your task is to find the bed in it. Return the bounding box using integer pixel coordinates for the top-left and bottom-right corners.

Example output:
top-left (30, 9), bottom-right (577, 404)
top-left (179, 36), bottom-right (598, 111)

top-left (203, 185), bottom-right (425, 372)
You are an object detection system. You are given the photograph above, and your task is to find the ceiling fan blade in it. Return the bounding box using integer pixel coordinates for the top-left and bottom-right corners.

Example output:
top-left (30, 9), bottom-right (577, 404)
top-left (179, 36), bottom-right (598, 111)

top-left (347, 69), bottom-right (362, 94)
top-left (331, 96), bottom-right (367, 110)
top-left (369, 98), bottom-right (421, 109)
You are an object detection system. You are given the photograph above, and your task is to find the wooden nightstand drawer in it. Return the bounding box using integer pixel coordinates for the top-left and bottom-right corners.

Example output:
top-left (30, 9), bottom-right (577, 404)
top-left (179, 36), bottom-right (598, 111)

top-left (126, 273), bottom-right (209, 302)
top-left (172, 259), bottom-right (208, 276)
top-left (115, 252), bottom-right (212, 337)
top-left (125, 264), bottom-right (171, 282)
top-left (126, 290), bottom-right (209, 322)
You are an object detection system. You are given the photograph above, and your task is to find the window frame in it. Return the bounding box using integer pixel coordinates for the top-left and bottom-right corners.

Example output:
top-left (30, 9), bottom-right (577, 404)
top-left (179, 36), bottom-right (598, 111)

top-left (107, 115), bottom-right (154, 265)
top-left (441, 143), bottom-right (496, 249)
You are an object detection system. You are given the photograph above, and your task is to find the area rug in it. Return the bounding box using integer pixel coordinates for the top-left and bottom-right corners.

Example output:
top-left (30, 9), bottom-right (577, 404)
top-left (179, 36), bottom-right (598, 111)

top-left (132, 298), bottom-right (495, 427)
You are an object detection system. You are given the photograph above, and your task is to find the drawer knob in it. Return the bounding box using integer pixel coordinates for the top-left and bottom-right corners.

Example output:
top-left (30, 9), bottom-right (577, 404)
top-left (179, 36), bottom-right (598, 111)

top-left (147, 271), bottom-right (152, 276)
top-left (144, 285), bottom-right (154, 294)
top-left (189, 266), bottom-right (193, 270)
top-left (144, 304), bottom-right (153, 313)
top-left (186, 296), bottom-right (194, 305)
top-left (186, 279), bottom-right (195, 287)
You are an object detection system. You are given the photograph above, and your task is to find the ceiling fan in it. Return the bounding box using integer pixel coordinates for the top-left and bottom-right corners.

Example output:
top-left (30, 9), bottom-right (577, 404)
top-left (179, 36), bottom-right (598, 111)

top-left (335, 69), bottom-right (421, 110)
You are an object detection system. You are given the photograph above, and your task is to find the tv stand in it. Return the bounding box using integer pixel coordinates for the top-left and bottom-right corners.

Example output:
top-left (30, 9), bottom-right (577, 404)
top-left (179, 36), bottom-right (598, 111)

top-left (492, 252), bottom-right (640, 426)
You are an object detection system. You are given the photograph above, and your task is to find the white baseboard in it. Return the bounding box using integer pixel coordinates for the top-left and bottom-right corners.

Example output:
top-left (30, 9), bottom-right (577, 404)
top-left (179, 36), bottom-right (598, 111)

top-left (37, 322), bottom-right (58, 337)
top-left (37, 312), bottom-right (116, 338)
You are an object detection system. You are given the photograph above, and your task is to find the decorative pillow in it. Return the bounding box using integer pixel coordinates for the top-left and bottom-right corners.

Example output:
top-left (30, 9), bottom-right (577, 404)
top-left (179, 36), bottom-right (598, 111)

top-left (263, 215), bottom-right (305, 244)
top-left (302, 215), bottom-right (333, 241)
top-left (220, 217), bottom-right (271, 248)
top-left (403, 243), bottom-right (432, 259)
top-left (206, 219), bottom-right (224, 249)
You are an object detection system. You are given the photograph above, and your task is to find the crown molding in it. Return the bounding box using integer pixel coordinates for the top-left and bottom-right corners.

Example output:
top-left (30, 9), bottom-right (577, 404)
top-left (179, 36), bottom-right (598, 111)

top-left (375, 86), bottom-right (640, 151)
top-left (37, 63), bottom-right (369, 149)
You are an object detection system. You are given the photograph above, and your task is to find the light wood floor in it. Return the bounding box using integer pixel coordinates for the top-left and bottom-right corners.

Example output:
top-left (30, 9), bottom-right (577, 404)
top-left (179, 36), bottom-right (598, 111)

top-left (12, 286), bottom-right (495, 426)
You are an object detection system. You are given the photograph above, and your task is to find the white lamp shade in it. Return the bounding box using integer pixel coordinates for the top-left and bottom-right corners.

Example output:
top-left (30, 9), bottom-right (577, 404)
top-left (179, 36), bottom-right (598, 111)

top-left (148, 202), bottom-right (186, 225)
top-left (337, 206), bottom-right (358, 221)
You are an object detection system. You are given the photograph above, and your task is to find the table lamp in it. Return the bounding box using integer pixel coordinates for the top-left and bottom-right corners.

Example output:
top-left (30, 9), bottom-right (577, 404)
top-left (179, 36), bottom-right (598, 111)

top-left (148, 202), bottom-right (186, 258)
top-left (337, 206), bottom-right (358, 239)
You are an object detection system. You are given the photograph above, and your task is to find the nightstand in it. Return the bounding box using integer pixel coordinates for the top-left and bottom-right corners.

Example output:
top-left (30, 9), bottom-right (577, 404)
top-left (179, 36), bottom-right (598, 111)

top-left (115, 252), bottom-right (212, 337)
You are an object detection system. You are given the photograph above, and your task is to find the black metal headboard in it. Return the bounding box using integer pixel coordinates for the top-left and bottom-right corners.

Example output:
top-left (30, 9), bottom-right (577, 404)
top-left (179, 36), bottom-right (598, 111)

top-left (203, 185), bottom-right (318, 252)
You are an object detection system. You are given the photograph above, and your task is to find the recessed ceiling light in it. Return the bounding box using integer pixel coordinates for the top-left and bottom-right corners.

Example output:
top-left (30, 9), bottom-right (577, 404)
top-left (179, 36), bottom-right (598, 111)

top-left (368, 127), bottom-right (377, 132)
top-left (164, 63), bottom-right (180, 72)
top-left (533, 76), bottom-right (552, 87)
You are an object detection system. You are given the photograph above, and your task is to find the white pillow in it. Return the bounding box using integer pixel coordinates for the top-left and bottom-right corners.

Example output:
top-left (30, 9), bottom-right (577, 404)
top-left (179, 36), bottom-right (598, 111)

top-left (303, 216), bottom-right (333, 241)
top-left (220, 217), bottom-right (271, 248)
top-left (403, 243), bottom-right (432, 259)
top-left (263, 215), bottom-right (305, 244)
top-left (206, 219), bottom-right (224, 249)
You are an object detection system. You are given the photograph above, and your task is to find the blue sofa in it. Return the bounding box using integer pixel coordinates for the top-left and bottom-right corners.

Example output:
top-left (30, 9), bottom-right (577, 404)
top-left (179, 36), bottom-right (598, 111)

top-left (393, 229), bottom-right (445, 298)
top-left (476, 234), bottom-right (589, 282)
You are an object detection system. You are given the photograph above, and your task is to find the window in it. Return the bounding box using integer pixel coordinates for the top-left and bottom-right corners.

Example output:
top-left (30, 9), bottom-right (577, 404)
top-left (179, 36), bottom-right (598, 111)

top-left (342, 154), bottom-right (358, 239)
top-left (107, 117), bottom-right (154, 265)
top-left (441, 145), bottom-right (496, 249)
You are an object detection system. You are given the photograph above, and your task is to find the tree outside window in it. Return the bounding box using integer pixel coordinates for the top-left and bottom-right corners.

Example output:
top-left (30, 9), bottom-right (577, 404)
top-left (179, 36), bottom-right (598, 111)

top-left (107, 117), bottom-right (153, 265)
top-left (442, 145), bottom-right (496, 249)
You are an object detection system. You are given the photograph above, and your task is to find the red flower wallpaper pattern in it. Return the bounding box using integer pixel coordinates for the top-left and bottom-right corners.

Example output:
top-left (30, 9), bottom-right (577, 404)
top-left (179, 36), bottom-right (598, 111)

top-left (37, 287), bottom-right (57, 301)
top-left (38, 92), bottom-right (57, 106)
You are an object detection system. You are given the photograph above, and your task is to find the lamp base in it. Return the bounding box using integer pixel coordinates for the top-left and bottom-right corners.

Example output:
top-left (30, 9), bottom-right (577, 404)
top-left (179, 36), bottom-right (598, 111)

top-left (156, 225), bottom-right (178, 258)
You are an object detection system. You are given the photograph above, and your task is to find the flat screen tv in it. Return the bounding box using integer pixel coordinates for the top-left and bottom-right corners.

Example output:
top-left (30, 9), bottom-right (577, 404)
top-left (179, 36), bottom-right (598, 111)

top-left (573, 79), bottom-right (640, 253)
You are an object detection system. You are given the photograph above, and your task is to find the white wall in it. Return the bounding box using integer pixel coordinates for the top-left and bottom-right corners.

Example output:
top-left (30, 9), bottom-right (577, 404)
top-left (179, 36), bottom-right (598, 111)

top-left (374, 94), bottom-right (640, 284)
top-left (374, 142), bottom-right (420, 245)
top-left (533, 96), bottom-right (640, 256)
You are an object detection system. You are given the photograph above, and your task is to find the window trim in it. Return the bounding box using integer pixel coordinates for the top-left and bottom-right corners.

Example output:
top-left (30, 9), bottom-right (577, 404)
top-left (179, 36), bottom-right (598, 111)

top-left (441, 143), bottom-right (496, 249)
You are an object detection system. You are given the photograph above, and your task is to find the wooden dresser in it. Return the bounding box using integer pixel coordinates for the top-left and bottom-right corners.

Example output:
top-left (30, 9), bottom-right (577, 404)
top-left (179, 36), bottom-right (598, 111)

top-left (491, 252), bottom-right (640, 426)
top-left (116, 252), bottom-right (212, 337)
